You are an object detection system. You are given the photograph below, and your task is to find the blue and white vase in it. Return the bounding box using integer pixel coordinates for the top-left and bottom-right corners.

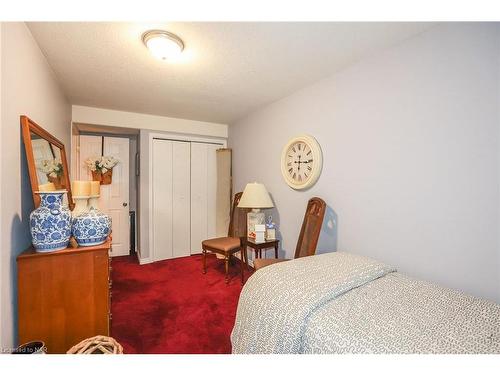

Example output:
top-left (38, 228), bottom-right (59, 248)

top-left (72, 196), bottom-right (111, 247)
top-left (30, 191), bottom-right (71, 252)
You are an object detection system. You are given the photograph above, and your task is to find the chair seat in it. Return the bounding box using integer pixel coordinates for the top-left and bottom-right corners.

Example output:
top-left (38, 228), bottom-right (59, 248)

top-left (253, 258), bottom-right (289, 271)
top-left (202, 237), bottom-right (241, 252)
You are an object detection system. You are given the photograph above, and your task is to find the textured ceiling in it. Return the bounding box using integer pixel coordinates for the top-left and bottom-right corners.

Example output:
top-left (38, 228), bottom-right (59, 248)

top-left (28, 22), bottom-right (434, 124)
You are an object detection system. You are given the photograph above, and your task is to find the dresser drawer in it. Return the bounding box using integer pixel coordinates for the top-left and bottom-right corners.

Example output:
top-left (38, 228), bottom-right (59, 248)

top-left (17, 240), bottom-right (111, 353)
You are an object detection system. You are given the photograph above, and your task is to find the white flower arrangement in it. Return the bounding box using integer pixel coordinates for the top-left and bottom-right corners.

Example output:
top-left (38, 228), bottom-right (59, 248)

top-left (85, 155), bottom-right (119, 174)
top-left (38, 159), bottom-right (63, 178)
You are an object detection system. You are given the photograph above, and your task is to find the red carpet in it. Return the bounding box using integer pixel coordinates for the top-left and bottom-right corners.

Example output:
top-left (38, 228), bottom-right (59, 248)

top-left (111, 254), bottom-right (250, 354)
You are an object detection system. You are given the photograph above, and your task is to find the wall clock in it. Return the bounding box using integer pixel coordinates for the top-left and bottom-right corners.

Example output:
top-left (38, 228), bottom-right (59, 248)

top-left (280, 134), bottom-right (323, 190)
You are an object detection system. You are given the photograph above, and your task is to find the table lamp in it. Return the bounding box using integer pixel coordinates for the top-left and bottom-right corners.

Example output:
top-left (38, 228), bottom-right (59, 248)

top-left (238, 182), bottom-right (274, 240)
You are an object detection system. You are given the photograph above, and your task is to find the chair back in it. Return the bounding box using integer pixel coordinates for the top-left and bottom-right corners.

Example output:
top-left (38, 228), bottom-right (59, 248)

top-left (228, 192), bottom-right (248, 238)
top-left (294, 197), bottom-right (327, 259)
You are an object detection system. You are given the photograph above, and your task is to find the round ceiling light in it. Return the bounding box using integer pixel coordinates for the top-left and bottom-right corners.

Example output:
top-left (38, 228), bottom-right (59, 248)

top-left (142, 30), bottom-right (184, 61)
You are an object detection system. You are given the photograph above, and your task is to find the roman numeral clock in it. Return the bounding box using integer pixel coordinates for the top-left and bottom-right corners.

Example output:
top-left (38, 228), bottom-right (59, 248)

top-left (280, 134), bottom-right (323, 190)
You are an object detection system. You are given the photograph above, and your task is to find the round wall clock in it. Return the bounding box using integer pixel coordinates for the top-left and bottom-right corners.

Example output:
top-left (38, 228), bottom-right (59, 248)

top-left (280, 134), bottom-right (323, 190)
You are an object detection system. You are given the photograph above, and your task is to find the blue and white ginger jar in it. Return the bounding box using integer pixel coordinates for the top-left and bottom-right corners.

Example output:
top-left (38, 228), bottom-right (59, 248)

top-left (72, 207), bottom-right (111, 247)
top-left (30, 191), bottom-right (71, 252)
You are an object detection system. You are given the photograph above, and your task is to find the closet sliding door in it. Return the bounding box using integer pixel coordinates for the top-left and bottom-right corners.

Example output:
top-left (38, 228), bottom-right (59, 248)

top-left (190, 143), bottom-right (219, 254)
top-left (152, 139), bottom-right (173, 262)
top-left (152, 139), bottom-right (191, 261)
top-left (152, 138), bottom-right (220, 261)
top-left (172, 141), bottom-right (191, 258)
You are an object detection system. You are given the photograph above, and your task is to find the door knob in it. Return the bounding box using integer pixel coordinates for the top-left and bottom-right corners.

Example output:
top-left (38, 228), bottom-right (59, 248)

top-left (123, 202), bottom-right (128, 207)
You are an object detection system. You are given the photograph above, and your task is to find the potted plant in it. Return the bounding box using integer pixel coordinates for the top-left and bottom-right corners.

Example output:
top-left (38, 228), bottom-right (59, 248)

top-left (85, 155), bottom-right (119, 185)
top-left (38, 159), bottom-right (64, 189)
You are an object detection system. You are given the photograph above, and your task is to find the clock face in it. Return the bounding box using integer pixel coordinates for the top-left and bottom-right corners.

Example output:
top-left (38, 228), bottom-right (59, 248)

top-left (281, 135), bottom-right (323, 190)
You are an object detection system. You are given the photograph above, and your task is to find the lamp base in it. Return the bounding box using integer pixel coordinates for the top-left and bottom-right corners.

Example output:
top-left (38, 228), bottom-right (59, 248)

top-left (247, 209), bottom-right (265, 239)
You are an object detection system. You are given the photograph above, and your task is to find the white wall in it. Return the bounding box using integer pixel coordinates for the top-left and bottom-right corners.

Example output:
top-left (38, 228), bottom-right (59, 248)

top-left (72, 105), bottom-right (228, 138)
top-left (229, 23), bottom-right (500, 303)
top-left (0, 22), bottom-right (71, 349)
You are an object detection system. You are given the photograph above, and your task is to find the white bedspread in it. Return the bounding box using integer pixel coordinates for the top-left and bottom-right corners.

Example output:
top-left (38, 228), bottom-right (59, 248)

top-left (231, 252), bottom-right (500, 354)
top-left (231, 252), bottom-right (395, 353)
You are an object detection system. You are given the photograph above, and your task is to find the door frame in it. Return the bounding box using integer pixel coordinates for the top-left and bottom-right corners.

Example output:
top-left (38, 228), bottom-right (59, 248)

top-left (145, 131), bottom-right (226, 265)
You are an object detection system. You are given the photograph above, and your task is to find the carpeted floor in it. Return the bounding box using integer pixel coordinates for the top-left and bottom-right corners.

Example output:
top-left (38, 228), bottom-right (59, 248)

top-left (110, 254), bottom-right (250, 354)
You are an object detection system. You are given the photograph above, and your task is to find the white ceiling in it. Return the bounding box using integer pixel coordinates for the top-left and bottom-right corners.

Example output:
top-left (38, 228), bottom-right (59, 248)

top-left (28, 22), bottom-right (435, 125)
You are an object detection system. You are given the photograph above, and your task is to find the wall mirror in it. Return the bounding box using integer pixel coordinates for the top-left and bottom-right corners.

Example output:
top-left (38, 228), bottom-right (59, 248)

top-left (21, 115), bottom-right (74, 210)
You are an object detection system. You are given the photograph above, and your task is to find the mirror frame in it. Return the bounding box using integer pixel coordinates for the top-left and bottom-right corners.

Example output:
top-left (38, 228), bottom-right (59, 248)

top-left (20, 115), bottom-right (75, 211)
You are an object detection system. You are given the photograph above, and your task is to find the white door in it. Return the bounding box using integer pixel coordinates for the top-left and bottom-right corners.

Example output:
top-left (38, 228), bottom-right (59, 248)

top-left (152, 139), bottom-right (191, 261)
top-left (190, 143), bottom-right (219, 254)
top-left (78, 135), bottom-right (103, 180)
top-left (71, 132), bottom-right (80, 180)
top-left (31, 138), bottom-right (57, 185)
top-left (172, 142), bottom-right (191, 258)
top-left (152, 139), bottom-right (173, 262)
top-left (102, 137), bottom-right (130, 257)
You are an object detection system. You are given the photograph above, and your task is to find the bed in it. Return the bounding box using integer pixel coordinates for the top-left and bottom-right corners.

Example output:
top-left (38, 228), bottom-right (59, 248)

top-left (231, 252), bottom-right (500, 354)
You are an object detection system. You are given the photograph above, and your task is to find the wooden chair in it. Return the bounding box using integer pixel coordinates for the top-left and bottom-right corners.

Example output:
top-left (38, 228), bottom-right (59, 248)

top-left (253, 197), bottom-right (326, 271)
top-left (202, 192), bottom-right (248, 284)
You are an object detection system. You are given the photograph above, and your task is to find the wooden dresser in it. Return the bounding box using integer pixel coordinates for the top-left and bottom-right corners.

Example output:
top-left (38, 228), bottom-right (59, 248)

top-left (17, 239), bottom-right (111, 353)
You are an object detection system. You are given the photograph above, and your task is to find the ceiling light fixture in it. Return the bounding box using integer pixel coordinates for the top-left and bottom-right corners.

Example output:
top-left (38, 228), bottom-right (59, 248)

top-left (142, 30), bottom-right (184, 61)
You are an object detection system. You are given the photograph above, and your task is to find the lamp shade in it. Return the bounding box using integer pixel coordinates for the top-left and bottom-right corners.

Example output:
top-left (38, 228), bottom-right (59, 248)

top-left (238, 182), bottom-right (274, 209)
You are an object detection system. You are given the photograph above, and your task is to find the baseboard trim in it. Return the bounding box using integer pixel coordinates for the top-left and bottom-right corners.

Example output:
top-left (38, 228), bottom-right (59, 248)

top-left (139, 256), bottom-right (153, 265)
top-left (138, 253), bottom-right (255, 270)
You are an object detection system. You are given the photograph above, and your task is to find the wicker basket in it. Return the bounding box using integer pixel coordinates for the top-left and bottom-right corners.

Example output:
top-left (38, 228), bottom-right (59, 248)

top-left (101, 170), bottom-right (113, 185)
top-left (47, 175), bottom-right (64, 190)
top-left (66, 335), bottom-right (123, 354)
top-left (91, 170), bottom-right (102, 182)
top-left (91, 170), bottom-right (113, 185)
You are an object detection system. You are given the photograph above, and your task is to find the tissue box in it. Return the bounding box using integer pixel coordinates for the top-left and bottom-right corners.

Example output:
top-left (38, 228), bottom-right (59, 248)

top-left (255, 224), bottom-right (266, 243)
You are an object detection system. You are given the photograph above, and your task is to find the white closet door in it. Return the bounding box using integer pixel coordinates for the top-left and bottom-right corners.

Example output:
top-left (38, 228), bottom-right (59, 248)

top-left (206, 144), bottom-right (219, 238)
top-left (172, 141), bottom-right (191, 258)
top-left (190, 143), bottom-right (208, 254)
top-left (152, 139), bottom-right (173, 262)
top-left (103, 137), bottom-right (130, 257)
top-left (190, 143), bottom-right (218, 253)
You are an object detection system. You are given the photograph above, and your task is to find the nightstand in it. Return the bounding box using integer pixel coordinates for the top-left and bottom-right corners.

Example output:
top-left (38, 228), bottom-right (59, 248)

top-left (243, 237), bottom-right (279, 260)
